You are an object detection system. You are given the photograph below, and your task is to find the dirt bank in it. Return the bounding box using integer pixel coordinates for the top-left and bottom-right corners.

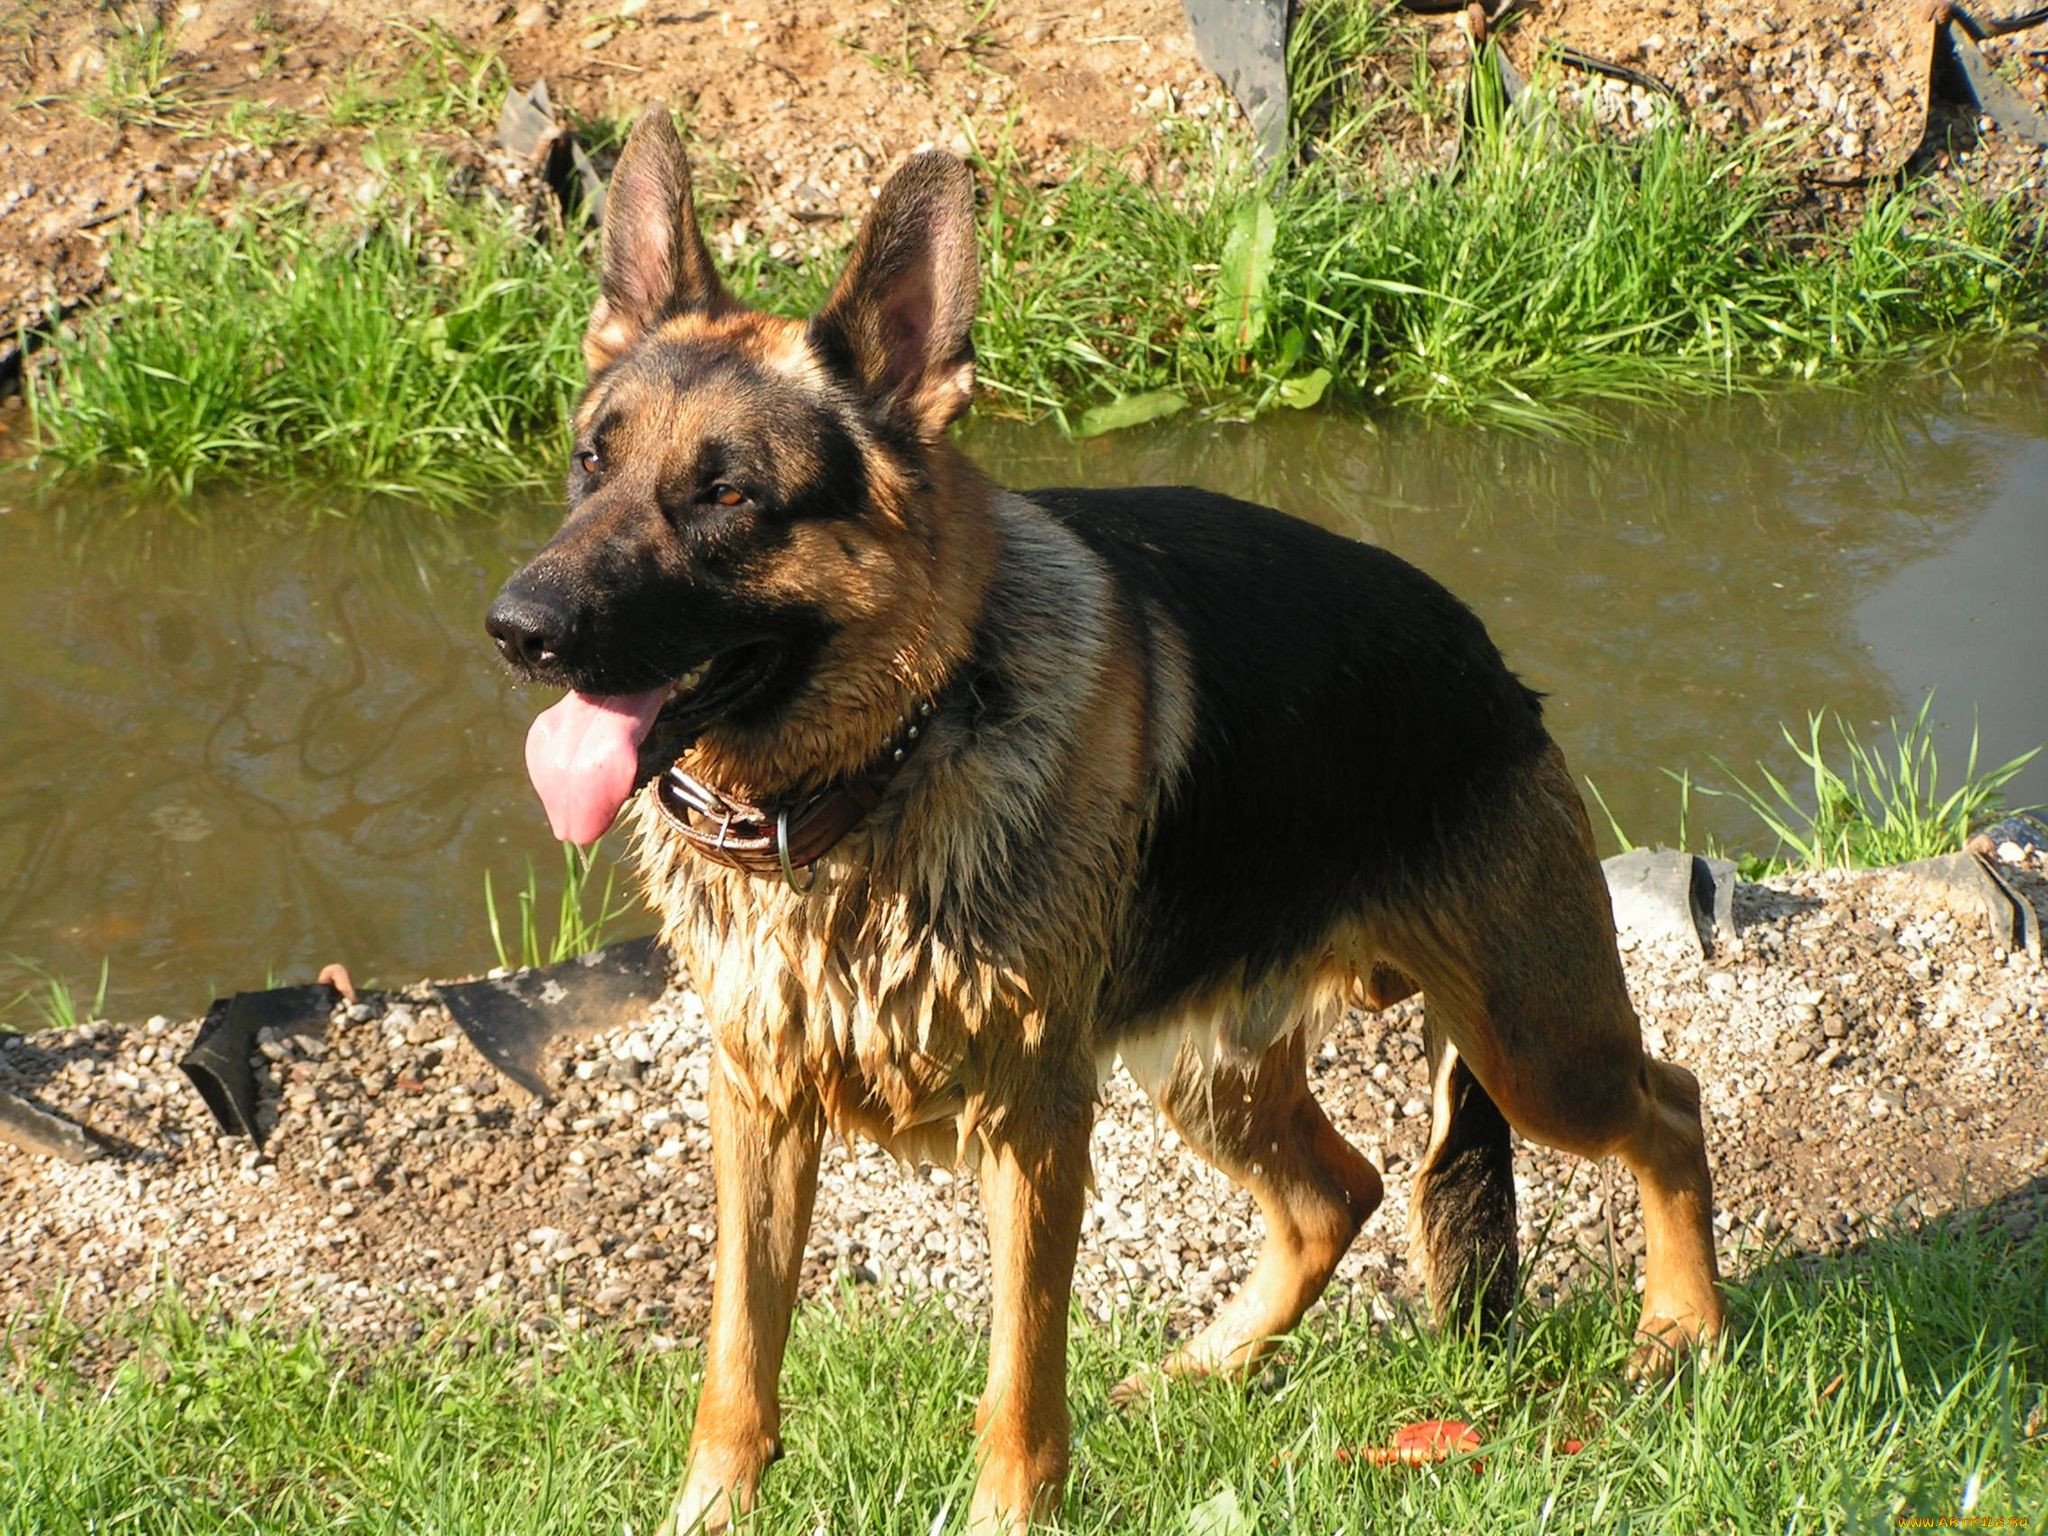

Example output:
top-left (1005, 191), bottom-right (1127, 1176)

top-left (0, 0), bottom-right (1218, 419)
top-left (5, 854), bottom-right (2043, 1363)
top-left (5, 0), bottom-right (2045, 431)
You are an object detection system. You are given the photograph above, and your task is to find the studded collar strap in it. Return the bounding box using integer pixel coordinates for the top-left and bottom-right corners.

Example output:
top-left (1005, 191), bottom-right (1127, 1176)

top-left (653, 697), bottom-right (935, 892)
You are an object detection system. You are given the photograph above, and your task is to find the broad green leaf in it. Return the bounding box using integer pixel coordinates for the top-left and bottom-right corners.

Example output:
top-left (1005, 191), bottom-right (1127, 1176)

top-left (1277, 367), bottom-right (1330, 409)
top-left (1076, 389), bottom-right (1189, 438)
top-left (1274, 323), bottom-right (1305, 374)
top-left (1184, 1484), bottom-right (1255, 1536)
top-left (1209, 197), bottom-right (1278, 353)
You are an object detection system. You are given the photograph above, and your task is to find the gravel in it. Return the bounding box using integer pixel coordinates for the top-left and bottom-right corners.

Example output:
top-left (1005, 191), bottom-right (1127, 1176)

top-left (3, 854), bottom-right (2044, 1361)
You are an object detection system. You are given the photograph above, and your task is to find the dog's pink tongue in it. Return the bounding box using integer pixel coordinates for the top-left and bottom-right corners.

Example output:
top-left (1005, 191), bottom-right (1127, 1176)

top-left (524, 689), bottom-right (669, 845)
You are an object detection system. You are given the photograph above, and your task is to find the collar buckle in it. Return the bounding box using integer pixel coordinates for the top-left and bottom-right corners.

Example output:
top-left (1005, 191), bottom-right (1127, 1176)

top-left (654, 689), bottom-right (939, 890)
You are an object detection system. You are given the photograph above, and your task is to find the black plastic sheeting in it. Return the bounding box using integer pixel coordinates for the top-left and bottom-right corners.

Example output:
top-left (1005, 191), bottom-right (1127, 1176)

top-left (1946, 18), bottom-right (2048, 147)
top-left (1181, 0), bottom-right (1292, 165)
top-left (177, 937), bottom-right (672, 1142)
top-left (180, 984), bottom-right (339, 1145)
top-left (436, 936), bottom-right (670, 1104)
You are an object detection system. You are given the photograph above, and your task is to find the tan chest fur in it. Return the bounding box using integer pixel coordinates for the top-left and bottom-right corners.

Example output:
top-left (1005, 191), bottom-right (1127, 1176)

top-left (627, 498), bottom-right (1155, 1161)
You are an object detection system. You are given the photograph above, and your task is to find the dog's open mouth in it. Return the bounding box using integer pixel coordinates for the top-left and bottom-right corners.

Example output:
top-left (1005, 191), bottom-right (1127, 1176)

top-left (523, 641), bottom-right (786, 845)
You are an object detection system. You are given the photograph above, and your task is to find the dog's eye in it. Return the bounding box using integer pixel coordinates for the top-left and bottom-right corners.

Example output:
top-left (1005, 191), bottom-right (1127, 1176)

top-left (573, 447), bottom-right (600, 477)
top-left (707, 483), bottom-right (747, 508)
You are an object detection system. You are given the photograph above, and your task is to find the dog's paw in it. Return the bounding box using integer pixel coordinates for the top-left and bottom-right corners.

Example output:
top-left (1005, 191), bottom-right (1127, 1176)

top-left (654, 1487), bottom-right (726, 1536)
top-left (657, 1482), bottom-right (734, 1536)
top-left (1107, 1364), bottom-right (1163, 1410)
top-left (1623, 1314), bottom-right (1720, 1383)
top-left (967, 1453), bottom-right (1065, 1536)
top-left (659, 1441), bottom-right (775, 1536)
top-left (1110, 1330), bottom-right (1272, 1410)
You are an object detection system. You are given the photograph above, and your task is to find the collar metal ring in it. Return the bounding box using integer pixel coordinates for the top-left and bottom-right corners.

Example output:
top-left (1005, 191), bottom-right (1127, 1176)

top-left (776, 808), bottom-right (818, 894)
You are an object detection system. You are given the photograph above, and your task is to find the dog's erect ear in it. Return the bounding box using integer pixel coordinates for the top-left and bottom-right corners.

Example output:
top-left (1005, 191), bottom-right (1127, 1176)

top-left (809, 151), bottom-right (978, 440)
top-left (584, 104), bottom-right (728, 373)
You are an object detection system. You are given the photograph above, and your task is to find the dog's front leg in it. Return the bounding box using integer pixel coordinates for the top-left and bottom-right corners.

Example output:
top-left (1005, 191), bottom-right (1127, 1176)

top-left (970, 1098), bottom-right (1091, 1534)
top-left (663, 1054), bottom-right (823, 1535)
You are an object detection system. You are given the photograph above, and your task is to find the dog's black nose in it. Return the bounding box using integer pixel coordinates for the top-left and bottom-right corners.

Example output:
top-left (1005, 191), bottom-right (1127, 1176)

top-left (486, 582), bottom-right (576, 670)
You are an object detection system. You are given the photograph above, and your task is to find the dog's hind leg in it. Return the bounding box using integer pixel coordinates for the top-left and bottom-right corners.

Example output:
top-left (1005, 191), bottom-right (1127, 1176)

top-left (1409, 1018), bottom-right (1519, 1334)
top-left (970, 1093), bottom-right (1092, 1535)
top-left (1116, 1029), bottom-right (1382, 1399)
top-left (1442, 998), bottom-right (1723, 1378)
top-left (663, 1055), bottom-right (824, 1536)
top-left (1395, 744), bottom-right (1723, 1377)
top-left (1610, 1055), bottom-right (1723, 1377)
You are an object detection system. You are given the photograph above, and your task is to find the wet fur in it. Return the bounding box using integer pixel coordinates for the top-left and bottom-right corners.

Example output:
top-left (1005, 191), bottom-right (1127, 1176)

top-left (490, 106), bottom-right (1725, 1534)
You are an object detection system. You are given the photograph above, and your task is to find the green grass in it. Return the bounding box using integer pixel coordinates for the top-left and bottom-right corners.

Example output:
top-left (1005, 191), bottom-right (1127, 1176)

top-left (72, 9), bottom-right (200, 133)
top-left (1284, 0), bottom-right (1406, 156)
top-left (1712, 697), bottom-right (2039, 873)
top-left (974, 71), bottom-right (2045, 434)
top-left (322, 22), bottom-right (510, 134)
top-left (1594, 694), bottom-right (2041, 874)
top-left (30, 144), bottom-right (595, 502)
top-left (5, 1211), bottom-right (2044, 1533)
top-left (0, 955), bottom-right (108, 1034)
top-left (25, 135), bottom-right (814, 504)
top-left (483, 837), bottom-right (633, 972)
top-left (24, 25), bottom-right (2048, 499)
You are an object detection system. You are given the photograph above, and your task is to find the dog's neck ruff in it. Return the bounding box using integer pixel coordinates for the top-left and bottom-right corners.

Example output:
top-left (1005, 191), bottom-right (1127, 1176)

top-left (655, 696), bottom-right (936, 893)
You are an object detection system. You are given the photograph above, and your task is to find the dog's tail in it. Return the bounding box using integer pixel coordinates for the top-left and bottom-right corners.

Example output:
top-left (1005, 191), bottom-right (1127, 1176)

top-left (1409, 1027), bottom-right (1518, 1334)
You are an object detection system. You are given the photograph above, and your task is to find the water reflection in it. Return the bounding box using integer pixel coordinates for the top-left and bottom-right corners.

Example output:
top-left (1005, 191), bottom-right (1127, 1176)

top-left (0, 504), bottom-right (584, 1019)
top-left (2, 365), bottom-right (2043, 1021)
top-left (1856, 437), bottom-right (2048, 793)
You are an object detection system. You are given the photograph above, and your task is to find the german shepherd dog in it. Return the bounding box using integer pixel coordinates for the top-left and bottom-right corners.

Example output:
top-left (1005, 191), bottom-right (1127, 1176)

top-left (487, 105), bottom-right (1724, 1533)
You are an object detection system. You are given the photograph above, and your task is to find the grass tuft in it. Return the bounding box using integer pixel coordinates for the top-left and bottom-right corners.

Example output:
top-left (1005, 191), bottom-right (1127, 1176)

top-left (1591, 693), bottom-right (2040, 872)
top-left (483, 838), bottom-right (632, 972)
top-left (31, 147), bottom-right (595, 503)
top-left (1, 956), bottom-right (109, 1034)
top-left (1708, 695), bottom-right (2039, 873)
top-left (322, 22), bottom-right (509, 133)
top-left (974, 76), bottom-right (2045, 436)
top-left (74, 9), bottom-right (198, 133)
top-left (1284, 0), bottom-right (1406, 159)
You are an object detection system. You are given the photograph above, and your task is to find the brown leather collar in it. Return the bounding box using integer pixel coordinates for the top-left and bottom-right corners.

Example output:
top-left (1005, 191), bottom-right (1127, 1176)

top-left (653, 697), bottom-right (935, 892)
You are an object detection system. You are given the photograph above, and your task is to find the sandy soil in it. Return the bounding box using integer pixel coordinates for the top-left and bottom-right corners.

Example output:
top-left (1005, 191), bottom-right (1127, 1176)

top-left (4, 849), bottom-right (2043, 1366)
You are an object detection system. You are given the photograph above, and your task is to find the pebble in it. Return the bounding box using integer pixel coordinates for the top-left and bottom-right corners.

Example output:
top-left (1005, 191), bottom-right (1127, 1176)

top-left (786, 183), bottom-right (839, 222)
top-left (402, 1012), bottom-right (443, 1046)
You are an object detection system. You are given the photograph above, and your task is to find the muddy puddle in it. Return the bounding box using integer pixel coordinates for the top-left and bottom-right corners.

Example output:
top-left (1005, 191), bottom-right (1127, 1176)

top-left (2, 366), bottom-right (2043, 1021)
